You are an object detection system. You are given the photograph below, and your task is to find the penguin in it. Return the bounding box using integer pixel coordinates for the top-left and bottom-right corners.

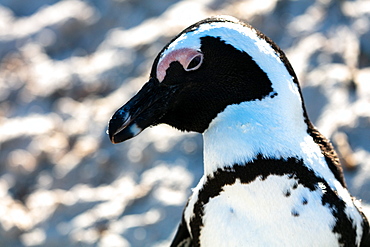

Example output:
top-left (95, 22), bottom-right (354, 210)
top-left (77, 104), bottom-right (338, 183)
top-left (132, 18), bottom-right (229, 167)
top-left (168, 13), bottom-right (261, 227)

top-left (108, 16), bottom-right (370, 246)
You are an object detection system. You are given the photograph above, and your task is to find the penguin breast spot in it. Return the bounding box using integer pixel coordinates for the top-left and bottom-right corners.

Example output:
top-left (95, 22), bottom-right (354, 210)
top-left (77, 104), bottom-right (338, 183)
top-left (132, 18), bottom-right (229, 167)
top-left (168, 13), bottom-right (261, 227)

top-left (291, 209), bottom-right (300, 217)
top-left (284, 189), bottom-right (291, 197)
top-left (302, 197), bottom-right (308, 205)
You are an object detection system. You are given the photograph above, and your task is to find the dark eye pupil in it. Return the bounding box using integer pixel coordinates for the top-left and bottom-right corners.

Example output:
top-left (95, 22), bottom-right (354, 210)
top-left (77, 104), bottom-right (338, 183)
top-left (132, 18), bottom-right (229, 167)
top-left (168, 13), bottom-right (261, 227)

top-left (187, 55), bottom-right (202, 70)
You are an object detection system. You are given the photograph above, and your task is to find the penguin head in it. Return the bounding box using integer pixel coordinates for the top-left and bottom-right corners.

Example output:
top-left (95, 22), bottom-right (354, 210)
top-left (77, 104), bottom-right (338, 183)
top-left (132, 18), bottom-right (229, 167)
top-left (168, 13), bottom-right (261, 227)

top-left (108, 16), bottom-right (307, 144)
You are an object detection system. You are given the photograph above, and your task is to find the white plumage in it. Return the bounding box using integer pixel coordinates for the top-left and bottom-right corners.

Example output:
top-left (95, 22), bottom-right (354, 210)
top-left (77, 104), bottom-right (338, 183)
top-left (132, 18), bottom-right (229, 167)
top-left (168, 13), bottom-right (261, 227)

top-left (108, 16), bottom-right (370, 246)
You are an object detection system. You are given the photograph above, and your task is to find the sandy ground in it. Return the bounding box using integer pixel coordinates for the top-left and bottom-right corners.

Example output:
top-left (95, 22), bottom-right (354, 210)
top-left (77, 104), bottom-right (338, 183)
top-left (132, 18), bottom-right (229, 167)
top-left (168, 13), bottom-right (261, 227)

top-left (0, 0), bottom-right (369, 246)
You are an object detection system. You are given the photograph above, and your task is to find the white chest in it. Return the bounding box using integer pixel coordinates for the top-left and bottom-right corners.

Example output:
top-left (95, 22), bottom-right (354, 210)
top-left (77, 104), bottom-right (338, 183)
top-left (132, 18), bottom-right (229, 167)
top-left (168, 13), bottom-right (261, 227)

top-left (198, 175), bottom-right (339, 246)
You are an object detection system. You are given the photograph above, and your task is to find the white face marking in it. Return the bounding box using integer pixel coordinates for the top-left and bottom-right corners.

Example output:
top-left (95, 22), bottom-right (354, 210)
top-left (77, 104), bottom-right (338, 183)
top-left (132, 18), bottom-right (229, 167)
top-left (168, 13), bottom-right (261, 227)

top-left (200, 176), bottom-right (338, 246)
top-left (159, 21), bottom-right (284, 80)
top-left (129, 123), bottom-right (142, 136)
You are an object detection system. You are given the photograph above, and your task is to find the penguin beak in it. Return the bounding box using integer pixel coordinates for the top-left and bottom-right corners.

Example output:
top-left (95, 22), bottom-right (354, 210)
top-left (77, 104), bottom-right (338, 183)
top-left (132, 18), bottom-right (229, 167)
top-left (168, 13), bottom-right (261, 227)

top-left (108, 78), bottom-right (172, 144)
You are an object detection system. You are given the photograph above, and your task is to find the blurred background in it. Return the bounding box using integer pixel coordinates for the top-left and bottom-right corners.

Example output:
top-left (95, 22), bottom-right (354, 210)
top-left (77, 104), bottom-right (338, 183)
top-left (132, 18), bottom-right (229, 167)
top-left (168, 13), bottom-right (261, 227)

top-left (0, 0), bottom-right (369, 246)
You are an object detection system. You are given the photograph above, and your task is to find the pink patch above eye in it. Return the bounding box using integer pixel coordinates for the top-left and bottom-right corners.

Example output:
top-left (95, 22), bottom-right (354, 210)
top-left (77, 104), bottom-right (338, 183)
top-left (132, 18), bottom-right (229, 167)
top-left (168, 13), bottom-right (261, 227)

top-left (157, 48), bottom-right (203, 82)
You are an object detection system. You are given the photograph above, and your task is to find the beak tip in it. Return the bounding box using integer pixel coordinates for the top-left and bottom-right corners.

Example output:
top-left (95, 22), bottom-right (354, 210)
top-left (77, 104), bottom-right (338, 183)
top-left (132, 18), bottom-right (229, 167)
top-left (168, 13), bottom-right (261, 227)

top-left (108, 129), bottom-right (123, 144)
top-left (106, 128), bottom-right (115, 143)
top-left (107, 119), bottom-right (137, 144)
top-left (107, 112), bottom-right (132, 144)
top-left (108, 132), bottom-right (133, 144)
top-left (108, 132), bottom-right (116, 144)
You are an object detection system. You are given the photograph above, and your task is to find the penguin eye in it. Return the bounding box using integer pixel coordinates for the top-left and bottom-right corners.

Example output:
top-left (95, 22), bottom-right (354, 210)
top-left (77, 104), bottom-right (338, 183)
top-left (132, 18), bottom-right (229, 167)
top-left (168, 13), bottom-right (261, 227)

top-left (157, 49), bottom-right (203, 82)
top-left (185, 54), bottom-right (203, 71)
